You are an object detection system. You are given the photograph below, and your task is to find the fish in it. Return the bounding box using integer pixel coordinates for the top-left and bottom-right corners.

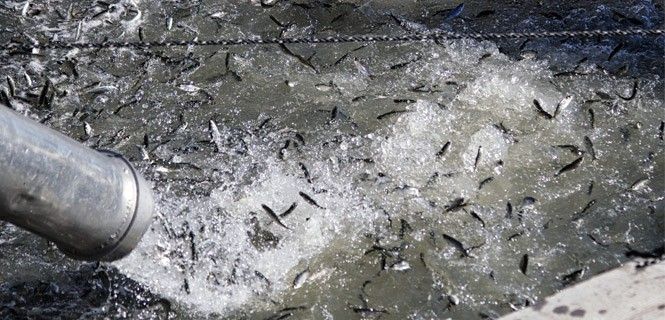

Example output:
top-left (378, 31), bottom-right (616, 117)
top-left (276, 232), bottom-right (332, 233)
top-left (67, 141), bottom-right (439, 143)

top-left (540, 11), bottom-right (563, 20)
top-left (390, 57), bottom-right (420, 70)
top-left (278, 44), bottom-right (318, 73)
top-left (607, 42), bottom-right (624, 61)
top-left (507, 230), bottom-right (524, 241)
top-left (553, 95), bottom-right (573, 118)
top-left (617, 80), bottom-right (638, 101)
top-left (583, 136), bottom-right (596, 160)
top-left (659, 121), bottom-right (664, 140)
top-left (555, 156), bottom-right (583, 176)
top-left (84, 122), bottom-right (93, 138)
top-left (188, 230), bottom-right (197, 261)
top-left (478, 176), bottom-right (494, 190)
top-left (522, 196), bottom-right (537, 207)
top-left (377, 110), bottom-right (409, 120)
top-left (20, 1), bottom-right (31, 16)
top-left (330, 106), bottom-right (340, 120)
top-left (442, 3), bottom-right (465, 23)
top-left (473, 146), bottom-right (482, 170)
top-left (351, 307), bottom-right (388, 315)
top-left (595, 91), bottom-right (614, 100)
top-left (444, 197), bottom-right (468, 212)
top-left (38, 79), bottom-right (49, 108)
top-left (0, 88), bottom-right (12, 109)
top-left (298, 162), bottom-right (311, 183)
top-left (506, 202), bottom-right (513, 219)
top-left (23, 71), bottom-right (32, 88)
top-left (85, 85), bottom-right (116, 95)
top-left (279, 202), bottom-right (298, 218)
top-left (299, 191), bottom-right (325, 209)
top-left (629, 178), bottom-right (649, 191)
top-left (182, 278), bottom-right (191, 294)
top-left (136, 145), bottom-right (150, 160)
top-left (261, 0), bottom-right (280, 7)
top-left (533, 99), bottom-right (553, 119)
top-left (588, 108), bottom-right (595, 128)
top-left (613, 64), bottom-right (629, 76)
top-left (314, 83), bottom-right (333, 92)
top-left (436, 141), bottom-right (451, 158)
top-left (519, 254), bottom-right (529, 275)
top-left (476, 10), bottom-right (495, 18)
top-left (332, 45), bottom-right (366, 66)
top-left (261, 204), bottom-right (290, 229)
top-left (257, 117), bottom-right (272, 130)
top-left (555, 144), bottom-right (584, 155)
top-left (209, 120), bottom-right (223, 151)
top-left (166, 17), bottom-right (173, 30)
top-left (399, 219), bottom-right (412, 238)
top-left (278, 140), bottom-right (291, 160)
top-left (612, 10), bottom-right (643, 25)
top-left (254, 270), bottom-right (272, 287)
top-left (442, 233), bottom-right (469, 257)
top-left (293, 133), bottom-right (305, 145)
top-left (588, 181), bottom-right (594, 195)
top-left (391, 260), bottom-right (411, 271)
top-left (353, 59), bottom-right (372, 78)
top-left (469, 210), bottom-right (486, 228)
top-left (561, 268), bottom-right (586, 285)
top-left (572, 199), bottom-right (597, 221)
top-left (293, 268), bottom-right (309, 289)
top-left (389, 14), bottom-right (428, 33)
top-left (587, 234), bottom-right (608, 247)
top-left (393, 99), bottom-right (416, 104)
top-left (6, 76), bottom-right (15, 97)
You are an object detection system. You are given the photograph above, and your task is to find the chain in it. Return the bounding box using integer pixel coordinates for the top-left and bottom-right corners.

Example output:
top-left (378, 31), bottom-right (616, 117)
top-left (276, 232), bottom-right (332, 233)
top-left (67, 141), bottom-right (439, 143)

top-left (3, 28), bottom-right (664, 51)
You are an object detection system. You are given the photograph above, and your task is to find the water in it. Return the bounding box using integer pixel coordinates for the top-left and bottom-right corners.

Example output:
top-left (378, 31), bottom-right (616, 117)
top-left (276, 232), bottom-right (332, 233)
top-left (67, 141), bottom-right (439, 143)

top-left (0, 1), bottom-right (663, 319)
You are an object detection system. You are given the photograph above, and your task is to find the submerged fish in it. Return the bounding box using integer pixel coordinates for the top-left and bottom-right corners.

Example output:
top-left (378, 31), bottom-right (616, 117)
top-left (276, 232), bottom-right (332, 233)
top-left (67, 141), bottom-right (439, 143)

top-left (442, 3), bottom-right (465, 23)
top-left (555, 156), bottom-right (583, 176)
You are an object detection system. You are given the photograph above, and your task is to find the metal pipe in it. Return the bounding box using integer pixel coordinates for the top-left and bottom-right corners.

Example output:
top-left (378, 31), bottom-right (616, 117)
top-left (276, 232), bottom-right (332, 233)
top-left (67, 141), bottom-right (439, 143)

top-left (0, 107), bottom-right (153, 261)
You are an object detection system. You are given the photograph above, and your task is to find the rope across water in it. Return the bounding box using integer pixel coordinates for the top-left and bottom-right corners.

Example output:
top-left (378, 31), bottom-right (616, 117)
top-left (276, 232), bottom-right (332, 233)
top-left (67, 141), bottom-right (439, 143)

top-left (3, 29), bottom-right (664, 51)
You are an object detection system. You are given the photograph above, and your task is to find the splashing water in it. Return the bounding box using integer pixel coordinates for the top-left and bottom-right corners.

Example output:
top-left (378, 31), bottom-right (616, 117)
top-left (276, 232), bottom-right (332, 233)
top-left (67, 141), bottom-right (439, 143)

top-left (113, 38), bottom-right (663, 318)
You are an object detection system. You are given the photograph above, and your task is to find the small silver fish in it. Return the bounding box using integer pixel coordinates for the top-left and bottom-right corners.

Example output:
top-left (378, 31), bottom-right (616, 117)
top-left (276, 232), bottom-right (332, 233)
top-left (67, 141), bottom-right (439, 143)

top-left (6, 76), bottom-right (15, 96)
top-left (442, 3), bottom-right (465, 24)
top-left (353, 59), bottom-right (372, 78)
top-left (136, 145), bottom-right (150, 160)
top-left (554, 95), bottom-right (573, 117)
top-left (166, 17), bottom-right (173, 30)
top-left (293, 268), bottom-right (309, 289)
top-left (85, 85), bottom-right (116, 95)
top-left (24, 71), bottom-right (32, 87)
top-left (630, 178), bottom-right (649, 191)
top-left (21, 1), bottom-right (30, 17)
top-left (178, 84), bottom-right (200, 93)
top-left (75, 21), bottom-right (82, 41)
top-left (84, 121), bottom-right (93, 137)
top-left (391, 260), bottom-right (411, 271)
top-left (314, 83), bottom-right (332, 92)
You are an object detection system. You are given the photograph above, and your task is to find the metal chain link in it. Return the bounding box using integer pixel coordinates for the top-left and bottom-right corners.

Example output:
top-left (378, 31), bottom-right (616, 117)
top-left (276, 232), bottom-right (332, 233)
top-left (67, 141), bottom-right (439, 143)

top-left (3, 29), bottom-right (664, 51)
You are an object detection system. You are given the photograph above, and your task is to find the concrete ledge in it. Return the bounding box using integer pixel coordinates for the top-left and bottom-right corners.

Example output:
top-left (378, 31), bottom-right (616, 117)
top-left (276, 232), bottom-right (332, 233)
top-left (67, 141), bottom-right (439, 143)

top-left (500, 260), bottom-right (665, 320)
